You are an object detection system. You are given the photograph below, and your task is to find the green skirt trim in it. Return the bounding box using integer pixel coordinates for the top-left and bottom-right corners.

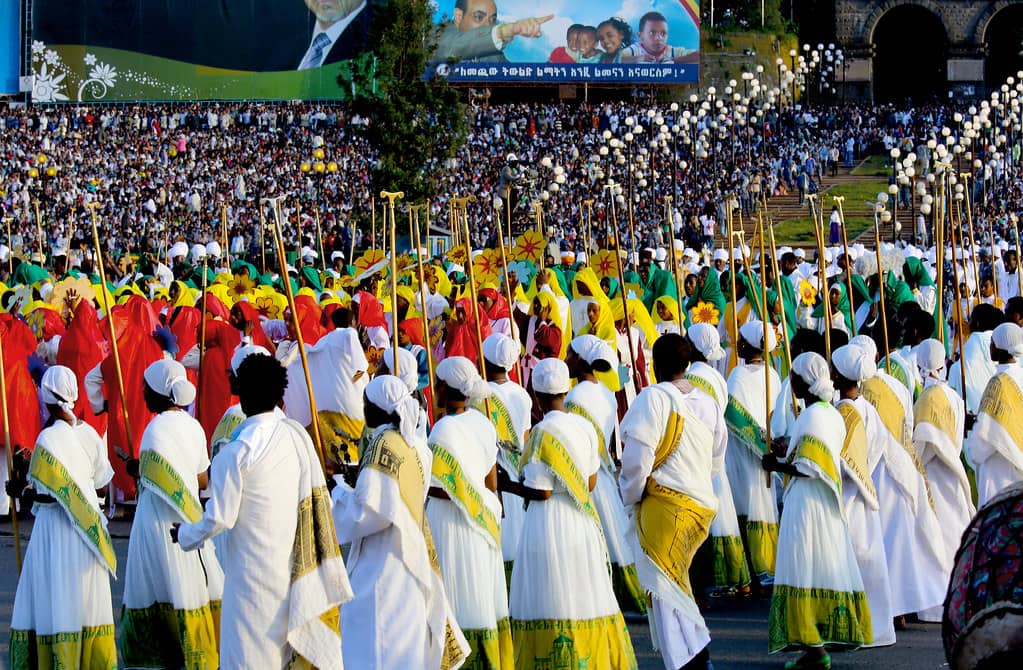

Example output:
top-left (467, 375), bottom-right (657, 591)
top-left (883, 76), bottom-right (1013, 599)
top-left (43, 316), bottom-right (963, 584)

top-left (611, 562), bottom-right (648, 614)
top-left (712, 535), bottom-right (751, 589)
top-left (119, 600), bottom-right (219, 670)
top-left (768, 584), bottom-right (873, 652)
top-left (10, 625), bottom-right (117, 670)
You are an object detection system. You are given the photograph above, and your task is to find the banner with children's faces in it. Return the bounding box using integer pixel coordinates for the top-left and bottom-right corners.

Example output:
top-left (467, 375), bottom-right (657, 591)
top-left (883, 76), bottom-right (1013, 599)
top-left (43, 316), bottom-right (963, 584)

top-left (429, 0), bottom-right (700, 84)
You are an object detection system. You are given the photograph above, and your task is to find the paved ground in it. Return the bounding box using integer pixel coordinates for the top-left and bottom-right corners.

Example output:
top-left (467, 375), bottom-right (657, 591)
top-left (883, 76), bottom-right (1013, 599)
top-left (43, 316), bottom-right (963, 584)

top-left (0, 520), bottom-right (948, 669)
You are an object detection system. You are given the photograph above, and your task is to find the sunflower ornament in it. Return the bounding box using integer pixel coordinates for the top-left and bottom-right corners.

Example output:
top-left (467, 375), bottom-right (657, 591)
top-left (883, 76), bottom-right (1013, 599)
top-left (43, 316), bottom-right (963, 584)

top-left (799, 280), bottom-right (818, 306)
top-left (690, 300), bottom-right (720, 326)
top-left (512, 230), bottom-right (545, 264)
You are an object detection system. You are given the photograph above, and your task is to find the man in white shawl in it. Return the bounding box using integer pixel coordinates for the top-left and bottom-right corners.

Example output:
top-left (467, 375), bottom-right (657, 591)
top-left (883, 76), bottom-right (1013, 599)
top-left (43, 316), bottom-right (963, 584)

top-left (121, 359), bottom-right (223, 668)
top-left (334, 374), bottom-right (468, 669)
top-left (724, 320), bottom-right (781, 590)
top-left (966, 321), bottom-right (1023, 505)
top-left (620, 333), bottom-right (721, 670)
top-left (685, 322), bottom-right (750, 596)
top-left (479, 333), bottom-right (532, 576)
top-left (912, 338), bottom-right (974, 621)
top-left (501, 357), bottom-right (637, 669)
top-left (839, 339), bottom-right (949, 625)
top-left (8, 366), bottom-right (117, 670)
top-left (762, 352), bottom-right (872, 667)
top-left (174, 353), bottom-right (352, 669)
top-left (948, 303), bottom-right (1001, 415)
top-left (280, 314), bottom-right (369, 465)
top-left (565, 334), bottom-right (646, 613)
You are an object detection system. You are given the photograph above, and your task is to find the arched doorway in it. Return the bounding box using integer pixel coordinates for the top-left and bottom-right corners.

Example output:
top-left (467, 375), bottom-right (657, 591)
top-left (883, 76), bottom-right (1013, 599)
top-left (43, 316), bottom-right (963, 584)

top-left (985, 5), bottom-right (1023, 92)
top-left (872, 5), bottom-right (948, 103)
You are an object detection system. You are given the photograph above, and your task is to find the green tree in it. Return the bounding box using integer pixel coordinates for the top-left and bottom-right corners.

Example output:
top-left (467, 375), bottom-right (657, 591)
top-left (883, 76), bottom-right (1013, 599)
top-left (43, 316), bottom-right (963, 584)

top-left (347, 0), bottom-right (469, 202)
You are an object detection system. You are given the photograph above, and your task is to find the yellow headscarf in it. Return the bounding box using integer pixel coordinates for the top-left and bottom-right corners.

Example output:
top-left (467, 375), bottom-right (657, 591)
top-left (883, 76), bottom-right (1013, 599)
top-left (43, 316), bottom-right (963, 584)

top-left (579, 298), bottom-right (616, 346)
top-left (653, 295), bottom-right (681, 326)
top-left (526, 267), bottom-right (566, 301)
top-left (572, 267), bottom-right (609, 303)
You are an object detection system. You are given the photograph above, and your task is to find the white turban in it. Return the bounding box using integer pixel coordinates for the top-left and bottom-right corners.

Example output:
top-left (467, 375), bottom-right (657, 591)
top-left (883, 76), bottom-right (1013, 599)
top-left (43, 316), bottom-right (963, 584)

top-left (482, 333), bottom-right (520, 372)
top-left (436, 356), bottom-right (492, 401)
top-left (231, 344), bottom-right (271, 375)
top-left (170, 241), bottom-right (189, 260)
top-left (40, 365), bottom-right (78, 414)
top-left (365, 374), bottom-right (419, 445)
top-left (792, 352), bottom-right (834, 401)
top-left (143, 358), bottom-right (197, 407)
top-left (190, 244), bottom-right (207, 263)
top-left (569, 334), bottom-right (617, 370)
top-left (688, 323), bottom-right (725, 361)
top-left (739, 320), bottom-right (778, 352)
top-left (206, 241), bottom-right (222, 258)
top-left (532, 358), bottom-right (570, 395)
top-left (832, 344), bottom-right (876, 382)
top-left (849, 334), bottom-right (878, 363)
top-left (713, 249), bottom-right (728, 262)
top-left (915, 339), bottom-right (946, 380)
top-left (992, 322), bottom-right (1023, 358)
top-left (366, 326), bottom-right (390, 350)
top-left (382, 347), bottom-right (419, 393)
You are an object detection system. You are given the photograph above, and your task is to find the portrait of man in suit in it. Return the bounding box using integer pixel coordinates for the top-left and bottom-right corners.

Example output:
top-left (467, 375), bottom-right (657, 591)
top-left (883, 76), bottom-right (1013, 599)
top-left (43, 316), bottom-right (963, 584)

top-left (433, 0), bottom-right (552, 64)
top-left (298, 0), bottom-right (373, 70)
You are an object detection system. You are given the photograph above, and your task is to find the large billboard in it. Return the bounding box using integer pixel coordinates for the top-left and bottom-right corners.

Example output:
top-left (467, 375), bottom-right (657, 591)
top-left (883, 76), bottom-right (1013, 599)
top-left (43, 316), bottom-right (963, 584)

top-left (430, 0), bottom-right (699, 84)
top-left (29, 0), bottom-right (376, 102)
top-left (0, 2), bottom-right (18, 95)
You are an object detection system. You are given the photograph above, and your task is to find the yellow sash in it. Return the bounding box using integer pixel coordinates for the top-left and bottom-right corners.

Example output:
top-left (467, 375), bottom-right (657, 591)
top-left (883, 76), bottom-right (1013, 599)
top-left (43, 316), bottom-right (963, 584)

top-left (861, 377), bottom-right (934, 508)
top-left (29, 445), bottom-right (117, 574)
top-left (210, 406), bottom-right (245, 459)
top-left (565, 400), bottom-right (612, 470)
top-left (635, 401), bottom-right (715, 599)
top-left (313, 409), bottom-right (366, 466)
top-left (362, 429), bottom-right (466, 670)
top-left (978, 373), bottom-right (1023, 454)
top-left (140, 450), bottom-right (203, 524)
top-left (684, 373), bottom-right (719, 405)
top-left (915, 385), bottom-right (958, 447)
top-left (471, 394), bottom-right (522, 470)
top-left (522, 426), bottom-right (601, 527)
top-left (429, 443), bottom-right (501, 548)
top-left (787, 431), bottom-right (841, 498)
top-left (836, 402), bottom-right (877, 502)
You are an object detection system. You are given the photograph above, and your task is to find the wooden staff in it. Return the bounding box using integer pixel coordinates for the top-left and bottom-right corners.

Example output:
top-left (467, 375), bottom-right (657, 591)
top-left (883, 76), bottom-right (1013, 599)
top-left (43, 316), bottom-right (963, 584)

top-left (494, 197), bottom-right (524, 383)
top-left (411, 207), bottom-right (436, 418)
top-left (258, 206), bottom-right (267, 274)
top-left (370, 197), bottom-right (377, 254)
top-left (958, 174), bottom-right (981, 299)
top-left (948, 191), bottom-right (969, 410)
top-left (758, 215), bottom-right (773, 489)
top-left (934, 164), bottom-right (948, 346)
top-left (606, 184), bottom-right (639, 395)
top-left (295, 203), bottom-right (304, 269)
top-left (66, 210), bottom-right (77, 269)
top-left (833, 195), bottom-right (857, 336)
top-left (663, 196), bottom-right (684, 330)
top-left (460, 202), bottom-right (489, 377)
top-left (220, 204), bottom-right (229, 268)
top-left (380, 191), bottom-right (405, 378)
top-left (315, 210), bottom-right (326, 272)
top-left (266, 197), bottom-right (326, 474)
top-left (3, 217), bottom-right (12, 276)
top-left (196, 257), bottom-right (209, 429)
top-left (726, 204), bottom-right (740, 370)
top-left (873, 208), bottom-right (892, 376)
top-left (32, 200), bottom-right (43, 268)
top-left (808, 194), bottom-right (832, 359)
top-left (989, 213), bottom-right (998, 302)
top-left (0, 312), bottom-right (22, 572)
top-left (767, 219), bottom-right (798, 415)
top-left (535, 202), bottom-right (545, 273)
top-left (85, 202), bottom-right (135, 461)
top-left (1013, 214), bottom-right (1023, 298)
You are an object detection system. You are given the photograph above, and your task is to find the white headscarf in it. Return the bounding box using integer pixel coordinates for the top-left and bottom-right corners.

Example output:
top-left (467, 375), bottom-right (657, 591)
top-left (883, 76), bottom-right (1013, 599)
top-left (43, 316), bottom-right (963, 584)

top-left (365, 374), bottom-right (419, 445)
top-left (739, 319), bottom-right (778, 352)
top-left (143, 358), bottom-right (197, 407)
top-left (436, 356), bottom-right (492, 400)
top-left (688, 322), bottom-right (725, 361)
top-left (915, 338), bottom-right (946, 380)
top-left (569, 334), bottom-right (617, 369)
top-left (231, 344), bottom-right (271, 375)
top-left (532, 357), bottom-right (570, 395)
top-left (792, 352), bottom-right (834, 401)
top-left (992, 322), bottom-right (1023, 359)
top-left (382, 347), bottom-right (419, 393)
top-left (833, 343), bottom-right (876, 383)
top-left (482, 333), bottom-right (520, 372)
top-left (849, 334), bottom-right (878, 363)
top-left (40, 365), bottom-right (78, 415)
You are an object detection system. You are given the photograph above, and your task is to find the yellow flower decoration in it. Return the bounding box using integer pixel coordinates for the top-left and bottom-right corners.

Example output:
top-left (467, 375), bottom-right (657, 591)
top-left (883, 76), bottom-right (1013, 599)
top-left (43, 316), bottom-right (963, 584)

top-left (227, 274), bottom-right (256, 300)
top-left (512, 230), bottom-right (546, 264)
top-left (26, 307), bottom-right (49, 340)
top-left (354, 249), bottom-right (386, 277)
top-left (253, 293), bottom-right (283, 319)
top-left (690, 300), bottom-right (720, 326)
top-left (589, 250), bottom-right (619, 280)
top-left (471, 249), bottom-right (501, 285)
top-left (446, 245), bottom-right (468, 265)
top-left (799, 280), bottom-right (817, 306)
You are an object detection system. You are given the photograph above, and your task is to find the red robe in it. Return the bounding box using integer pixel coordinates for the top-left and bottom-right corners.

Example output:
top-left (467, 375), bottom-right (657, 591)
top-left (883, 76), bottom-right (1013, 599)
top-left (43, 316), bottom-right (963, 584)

top-left (235, 301), bottom-right (275, 353)
top-left (56, 301), bottom-right (107, 435)
top-left (0, 315), bottom-right (41, 456)
top-left (445, 298), bottom-right (492, 367)
top-left (169, 306), bottom-right (201, 388)
top-left (292, 295), bottom-right (326, 345)
top-left (197, 319), bottom-right (241, 446)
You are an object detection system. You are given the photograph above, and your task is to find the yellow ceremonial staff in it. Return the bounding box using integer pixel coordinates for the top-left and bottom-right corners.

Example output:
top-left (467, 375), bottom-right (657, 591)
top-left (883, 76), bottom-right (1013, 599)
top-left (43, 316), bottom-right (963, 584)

top-left (220, 204), bottom-right (229, 269)
top-left (664, 196), bottom-right (684, 330)
top-left (265, 197), bottom-right (327, 474)
top-left (258, 206), bottom-right (267, 274)
top-left (534, 202), bottom-right (545, 273)
top-left (605, 183), bottom-right (639, 394)
top-left (196, 257), bottom-right (209, 430)
top-left (460, 199), bottom-right (490, 379)
top-left (295, 203), bottom-right (304, 269)
top-left (833, 195), bottom-right (857, 336)
top-left (411, 207), bottom-right (437, 419)
top-left (315, 210), bottom-right (326, 272)
top-left (948, 191), bottom-right (969, 410)
top-left (808, 193), bottom-right (832, 359)
top-left (66, 210), bottom-right (77, 268)
top-left (495, 192), bottom-right (524, 383)
top-left (756, 216), bottom-right (773, 489)
top-left (872, 206), bottom-right (892, 376)
top-left (766, 219), bottom-right (798, 416)
top-left (0, 314), bottom-right (23, 572)
top-left (960, 174), bottom-right (981, 298)
top-left (85, 202), bottom-right (135, 462)
top-left (725, 205), bottom-right (740, 371)
top-left (370, 195), bottom-right (377, 254)
top-left (1013, 214), bottom-right (1023, 298)
top-left (380, 190), bottom-right (405, 379)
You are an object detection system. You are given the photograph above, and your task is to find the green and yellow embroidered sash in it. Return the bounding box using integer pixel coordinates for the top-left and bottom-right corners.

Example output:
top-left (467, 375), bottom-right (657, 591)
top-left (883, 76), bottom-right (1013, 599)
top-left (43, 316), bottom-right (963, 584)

top-left (140, 450), bottom-right (203, 524)
top-left (862, 377), bottom-right (934, 508)
top-left (725, 396), bottom-right (766, 455)
top-left (978, 372), bottom-right (1023, 455)
top-left (787, 433), bottom-right (841, 498)
top-left (836, 402), bottom-right (877, 502)
top-left (565, 400), bottom-right (612, 470)
top-left (522, 426), bottom-right (601, 527)
top-left (429, 442), bottom-right (501, 548)
top-left (472, 394), bottom-right (521, 471)
top-left (210, 407), bottom-right (245, 459)
top-left (685, 373), bottom-right (719, 404)
top-left (29, 446), bottom-right (117, 574)
top-left (915, 385), bottom-right (958, 447)
top-left (881, 355), bottom-right (920, 400)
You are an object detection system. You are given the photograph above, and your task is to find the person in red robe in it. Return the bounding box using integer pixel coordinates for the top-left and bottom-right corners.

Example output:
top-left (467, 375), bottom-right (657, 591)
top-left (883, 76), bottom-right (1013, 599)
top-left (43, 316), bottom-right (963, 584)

top-left (444, 297), bottom-right (492, 367)
top-left (232, 301), bottom-right (275, 353)
top-left (0, 314), bottom-right (42, 460)
top-left (56, 300), bottom-right (107, 436)
top-left (195, 316), bottom-right (240, 446)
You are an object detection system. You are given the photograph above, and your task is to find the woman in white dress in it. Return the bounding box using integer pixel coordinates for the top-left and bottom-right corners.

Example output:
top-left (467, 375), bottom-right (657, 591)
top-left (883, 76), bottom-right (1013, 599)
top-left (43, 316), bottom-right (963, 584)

top-left (501, 358), bottom-right (637, 670)
top-left (8, 366), bottom-right (117, 670)
top-left (120, 358), bottom-right (224, 668)
top-left (428, 356), bottom-right (511, 669)
top-left (763, 353), bottom-right (872, 669)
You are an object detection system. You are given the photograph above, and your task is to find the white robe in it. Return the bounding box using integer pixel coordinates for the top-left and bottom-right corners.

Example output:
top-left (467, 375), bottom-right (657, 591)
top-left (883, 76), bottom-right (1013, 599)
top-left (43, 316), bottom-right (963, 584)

top-left (486, 379), bottom-right (532, 565)
top-left (948, 331), bottom-right (996, 416)
top-left (965, 364), bottom-right (1023, 506)
top-left (281, 327), bottom-right (368, 429)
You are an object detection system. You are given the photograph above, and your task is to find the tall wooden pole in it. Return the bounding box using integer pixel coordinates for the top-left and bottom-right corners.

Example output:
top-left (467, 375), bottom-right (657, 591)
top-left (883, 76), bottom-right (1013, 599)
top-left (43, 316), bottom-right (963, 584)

top-left (873, 209), bottom-right (892, 376)
top-left (380, 191), bottom-right (405, 378)
top-left (606, 184), bottom-right (639, 395)
top-left (460, 203), bottom-right (489, 376)
top-left (833, 195), bottom-right (857, 336)
top-left (196, 257), bottom-right (209, 430)
top-left (412, 208), bottom-right (436, 418)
